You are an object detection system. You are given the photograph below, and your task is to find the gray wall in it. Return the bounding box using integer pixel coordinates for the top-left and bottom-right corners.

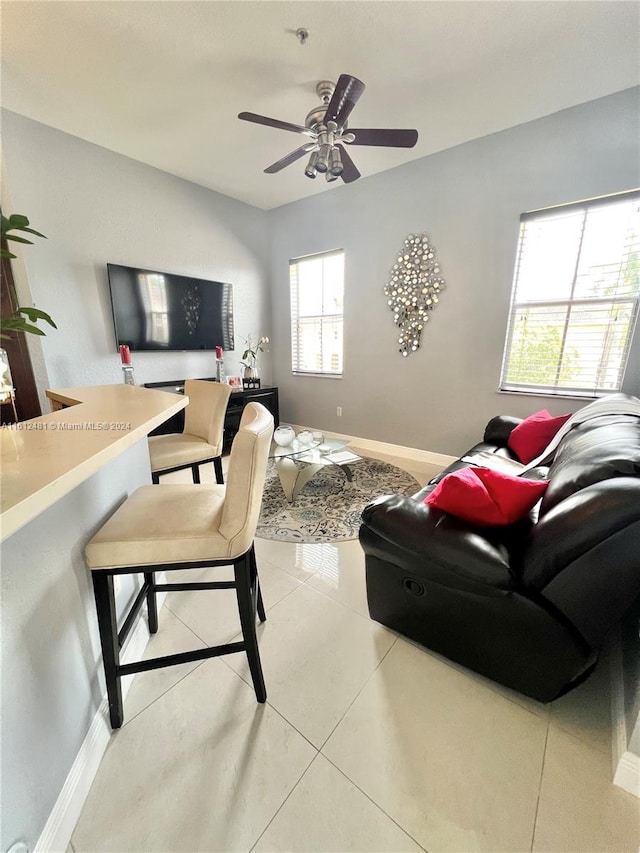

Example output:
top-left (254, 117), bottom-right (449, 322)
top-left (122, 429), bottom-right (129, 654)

top-left (1, 110), bottom-right (272, 393)
top-left (0, 442), bottom-right (151, 853)
top-left (268, 88), bottom-right (640, 455)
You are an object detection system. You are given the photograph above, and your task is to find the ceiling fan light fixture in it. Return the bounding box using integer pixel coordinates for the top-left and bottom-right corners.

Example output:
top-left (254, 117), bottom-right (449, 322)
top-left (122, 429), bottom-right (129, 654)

top-left (326, 171), bottom-right (339, 183)
top-left (329, 146), bottom-right (343, 176)
top-left (315, 143), bottom-right (331, 173)
top-left (305, 150), bottom-right (319, 179)
top-left (237, 73), bottom-right (419, 184)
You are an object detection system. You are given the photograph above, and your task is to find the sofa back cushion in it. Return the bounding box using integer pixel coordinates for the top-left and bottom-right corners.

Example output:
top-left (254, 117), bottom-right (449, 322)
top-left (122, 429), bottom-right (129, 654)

top-left (539, 414), bottom-right (640, 516)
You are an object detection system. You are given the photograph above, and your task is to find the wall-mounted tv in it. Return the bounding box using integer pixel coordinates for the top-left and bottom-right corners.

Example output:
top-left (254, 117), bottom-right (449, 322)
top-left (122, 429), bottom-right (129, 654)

top-left (107, 263), bottom-right (234, 352)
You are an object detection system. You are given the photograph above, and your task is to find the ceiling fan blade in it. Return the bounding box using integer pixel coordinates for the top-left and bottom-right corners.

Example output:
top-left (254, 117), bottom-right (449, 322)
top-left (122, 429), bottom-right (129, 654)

top-left (238, 111), bottom-right (315, 138)
top-left (346, 128), bottom-right (419, 148)
top-left (324, 74), bottom-right (365, 127)
top-left (336, 144), bottom-right (361, 183)
top-left (264, 145), bottom-right (313, 174)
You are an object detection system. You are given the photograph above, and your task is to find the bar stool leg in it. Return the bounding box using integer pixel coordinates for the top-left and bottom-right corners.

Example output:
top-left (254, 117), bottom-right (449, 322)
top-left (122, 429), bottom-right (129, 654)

top-left (151, 472), bottom-right (160, 485)
top-left (191, 463), bottom-right (201, 484)
top-left (256, 583), bottom-right (266, 624)
top-left (92, 572), bottom-right (124, 729)
top-left (235, 553), bottom-right (267, 703)
top-left (145, 571), bottom-right (158, 634)
top-left (213, 456), bottom-right (224, 485)
top-left (249, 546), bottom-right (266, 623)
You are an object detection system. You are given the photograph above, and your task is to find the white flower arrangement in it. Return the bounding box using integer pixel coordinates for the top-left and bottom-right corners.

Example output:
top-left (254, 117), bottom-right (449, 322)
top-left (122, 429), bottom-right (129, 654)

top-left (240, 334), bottom-right (269, 371)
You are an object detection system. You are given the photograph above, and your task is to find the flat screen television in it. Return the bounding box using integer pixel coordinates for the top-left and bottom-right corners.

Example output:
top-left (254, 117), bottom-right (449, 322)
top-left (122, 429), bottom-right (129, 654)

top-left (107, 263), bottom-right (234, 351)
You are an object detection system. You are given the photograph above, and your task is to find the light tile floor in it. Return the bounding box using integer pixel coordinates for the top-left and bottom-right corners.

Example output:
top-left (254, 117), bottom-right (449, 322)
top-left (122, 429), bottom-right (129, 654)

top-left (72, 449), bottom-right (640, 853)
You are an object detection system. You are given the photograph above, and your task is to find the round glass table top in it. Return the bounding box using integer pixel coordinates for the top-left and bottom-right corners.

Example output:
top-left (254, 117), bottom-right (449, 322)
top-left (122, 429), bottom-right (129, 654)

top-left (269, 434), bottom-right (348, 462)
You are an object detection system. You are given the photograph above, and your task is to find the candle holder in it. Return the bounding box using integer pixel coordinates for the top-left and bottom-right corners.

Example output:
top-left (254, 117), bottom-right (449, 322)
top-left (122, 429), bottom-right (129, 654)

top-left (119, 345), bottom-right (135, 385)
top-left (122, 365), bottom-right (135, 386)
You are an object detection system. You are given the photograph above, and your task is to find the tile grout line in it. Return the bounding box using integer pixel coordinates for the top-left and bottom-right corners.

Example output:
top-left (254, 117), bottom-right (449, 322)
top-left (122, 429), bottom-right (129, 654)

top-left (217, 649), bottom-right (321, 753)
top-left (121, 606), bottom-right (210, 728)
top-left (163, 600), bottom-right (220, 649)
top-left (320, 752), bottom-right (429, 853)
top-left (218, 592), bottom-right (400, 756)
top-left (402, 635), bottom-right (550, 723)
top-left (529, 719), bottom-right (550, 853)
top-left (318, 633), bottom-right (400, 753)
top-left (122, 657), bottom-right (208, 729)
top-left (247, 752), bottom-right (322, 853)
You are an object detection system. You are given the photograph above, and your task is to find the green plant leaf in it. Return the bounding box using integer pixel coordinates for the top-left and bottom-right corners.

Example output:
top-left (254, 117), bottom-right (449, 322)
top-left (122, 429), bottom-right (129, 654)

top-left (8, 214), bottom-right (30, 228)
top-left (0, 249), bottom-right (17, 259)
top-left (6, 234), bottom-right (34, 245)
top-left (18, 226), bottom-right (47, 239)
top-left (0, 317), bottom-right (46, 335)
top-left (16, 322), bottom-right (46, 336)
top-left (17, 306), bottom-right (58, 328)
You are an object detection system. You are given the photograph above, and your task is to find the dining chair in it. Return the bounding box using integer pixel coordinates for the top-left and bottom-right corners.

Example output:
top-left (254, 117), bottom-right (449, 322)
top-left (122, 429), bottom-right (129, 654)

top-left (85, 402), bottom-right (274, 728)
top-left (148, 379), bottom-right (232, 484)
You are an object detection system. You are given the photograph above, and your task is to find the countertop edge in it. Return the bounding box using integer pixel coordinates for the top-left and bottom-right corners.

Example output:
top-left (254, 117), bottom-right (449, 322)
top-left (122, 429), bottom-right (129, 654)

top-left (1, 385), bottom-right (187, 542)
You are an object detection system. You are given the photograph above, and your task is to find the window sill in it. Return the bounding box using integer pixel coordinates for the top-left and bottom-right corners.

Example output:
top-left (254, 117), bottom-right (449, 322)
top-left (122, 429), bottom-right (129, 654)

top-left (497, 389), bottom-right (601, 401)
top-left (292, 372), bottom-right (343, 380)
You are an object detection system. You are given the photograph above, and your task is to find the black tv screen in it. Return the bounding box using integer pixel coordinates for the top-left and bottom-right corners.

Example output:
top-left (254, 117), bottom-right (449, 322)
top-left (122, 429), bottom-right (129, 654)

top-left (107, 263), bottom-right (234, 351)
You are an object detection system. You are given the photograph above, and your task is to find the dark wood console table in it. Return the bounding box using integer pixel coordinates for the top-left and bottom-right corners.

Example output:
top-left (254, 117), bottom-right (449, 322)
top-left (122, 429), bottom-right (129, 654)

top-left (144, 379), bottom-right (279, 449)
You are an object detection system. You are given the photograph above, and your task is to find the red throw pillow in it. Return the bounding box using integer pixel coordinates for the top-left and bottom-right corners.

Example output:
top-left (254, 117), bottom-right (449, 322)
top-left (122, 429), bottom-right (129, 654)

top-left (507, 409), bottom-right (571, 464)
top-left (424, 467), bottom-right (548, 526)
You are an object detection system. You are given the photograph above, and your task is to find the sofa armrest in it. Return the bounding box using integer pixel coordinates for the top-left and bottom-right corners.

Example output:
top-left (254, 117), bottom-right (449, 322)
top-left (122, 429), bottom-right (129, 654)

top-left (483, 415), bottom-right (523, 446)
top-left (522, 479), bottom-right (640, 647)
top-left (360, 495), bottom-right (515, 592)
top-left (522, 478), bottom-right (640, 590)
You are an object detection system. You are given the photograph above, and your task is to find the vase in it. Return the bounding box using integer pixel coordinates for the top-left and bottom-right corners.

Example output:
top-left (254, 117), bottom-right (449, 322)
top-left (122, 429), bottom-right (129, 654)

top-left (243, 365), bottom-right (258, 379)
top-left (273, 425), bottom-right (295, 446)
top-left (0, 348), bottom-right (14, 403)
top-left (0, 348), bottom-right (18, 421)
top-left (297, 430), bottom-right (313, 447)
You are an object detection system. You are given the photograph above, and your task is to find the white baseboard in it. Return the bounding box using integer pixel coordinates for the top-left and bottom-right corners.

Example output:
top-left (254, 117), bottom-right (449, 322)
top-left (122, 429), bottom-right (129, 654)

top-left (610, 627), bottom-right (640, 798)
top-left (614, 751), bottom-right (640, 798)
top-left (291, 424), bottom-right (457, 468)
top-left (34, 589), bottom-right (167, 853)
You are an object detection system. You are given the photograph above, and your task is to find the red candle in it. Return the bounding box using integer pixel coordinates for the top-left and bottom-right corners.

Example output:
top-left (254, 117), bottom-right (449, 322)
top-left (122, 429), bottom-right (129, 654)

top-left (215, 346), bottom-right (223, 359)
top-left (119, 345), bottom-right (131, 365)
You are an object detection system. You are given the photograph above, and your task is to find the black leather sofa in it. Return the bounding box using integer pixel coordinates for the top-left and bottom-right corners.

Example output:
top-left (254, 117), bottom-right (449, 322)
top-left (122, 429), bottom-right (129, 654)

top-left (359, 395), bottom-right (640, 702)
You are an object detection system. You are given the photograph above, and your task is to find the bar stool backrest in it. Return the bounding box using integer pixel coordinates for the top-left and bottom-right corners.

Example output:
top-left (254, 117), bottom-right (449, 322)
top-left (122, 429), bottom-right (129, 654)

top-left (219, 402), bottom-right (274, 556)
top-left (183, 379), bottom-right (232, 454)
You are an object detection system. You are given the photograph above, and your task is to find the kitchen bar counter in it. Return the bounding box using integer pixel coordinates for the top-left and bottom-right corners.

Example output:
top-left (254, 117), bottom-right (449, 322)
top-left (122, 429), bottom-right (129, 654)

top-left (0, 384), bottom-right (187, 542)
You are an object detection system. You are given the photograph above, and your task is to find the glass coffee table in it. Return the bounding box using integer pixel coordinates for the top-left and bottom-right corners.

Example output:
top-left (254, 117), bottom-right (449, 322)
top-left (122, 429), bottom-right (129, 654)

top-left (269, 434), bottom-right (361, 502)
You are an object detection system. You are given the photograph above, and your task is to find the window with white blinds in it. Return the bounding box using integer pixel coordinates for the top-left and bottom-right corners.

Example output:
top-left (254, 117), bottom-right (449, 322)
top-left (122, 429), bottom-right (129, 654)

top-left (290, 250), bottom-right (344, 376)
top-left (500, 191), bottom-right (640, 396)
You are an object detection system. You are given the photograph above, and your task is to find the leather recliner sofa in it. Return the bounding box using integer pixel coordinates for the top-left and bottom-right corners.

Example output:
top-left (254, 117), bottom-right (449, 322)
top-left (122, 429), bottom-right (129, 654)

top-left (359, 395), bottom-right (640, 702)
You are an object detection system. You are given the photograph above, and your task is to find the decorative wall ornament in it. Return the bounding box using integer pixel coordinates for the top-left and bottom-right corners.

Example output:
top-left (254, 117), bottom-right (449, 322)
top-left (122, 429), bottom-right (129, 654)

top-left (181, 284), bottom-right (201, 335)
top-left (384, 233), bottom-right (446, 356)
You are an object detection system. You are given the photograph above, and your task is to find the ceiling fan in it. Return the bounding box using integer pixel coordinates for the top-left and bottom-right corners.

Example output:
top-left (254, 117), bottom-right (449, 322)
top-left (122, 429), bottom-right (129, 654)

top-left (238, 73), bottom-right (419, 184)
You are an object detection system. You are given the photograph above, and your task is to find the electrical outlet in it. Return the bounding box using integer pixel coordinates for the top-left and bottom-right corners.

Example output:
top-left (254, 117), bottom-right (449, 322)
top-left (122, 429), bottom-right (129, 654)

top-left (336, 406), bottom-right (342, 417)
top-left (113, 575), bottom-right (121, 596)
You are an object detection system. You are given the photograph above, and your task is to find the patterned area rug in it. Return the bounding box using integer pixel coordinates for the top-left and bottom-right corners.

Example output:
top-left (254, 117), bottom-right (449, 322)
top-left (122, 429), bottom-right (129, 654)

top-left (256, 456), bottom-right (420, 543)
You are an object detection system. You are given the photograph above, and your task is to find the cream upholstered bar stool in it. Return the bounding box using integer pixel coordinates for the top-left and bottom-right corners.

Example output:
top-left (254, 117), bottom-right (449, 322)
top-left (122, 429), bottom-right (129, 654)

top-left (85, 402), bottom-right (274, 729)
top-left (148, 379), bottom-right (232, 484)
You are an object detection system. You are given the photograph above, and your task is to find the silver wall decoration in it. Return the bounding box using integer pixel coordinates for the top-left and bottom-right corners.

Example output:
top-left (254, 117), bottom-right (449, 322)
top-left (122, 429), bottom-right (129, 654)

top-left (384, 233), bottom-right (446, 356)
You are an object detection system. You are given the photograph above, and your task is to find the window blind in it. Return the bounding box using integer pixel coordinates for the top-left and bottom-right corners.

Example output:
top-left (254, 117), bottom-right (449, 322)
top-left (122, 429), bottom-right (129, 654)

top-left (500, 190), bottom-right (640, 396)
top-left (290, 250), bottom-right (344, 376)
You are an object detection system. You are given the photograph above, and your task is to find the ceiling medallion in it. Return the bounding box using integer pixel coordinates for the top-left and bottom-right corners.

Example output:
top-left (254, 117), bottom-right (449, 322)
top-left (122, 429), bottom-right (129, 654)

top-left (383, 233), bottom-right (446, 357)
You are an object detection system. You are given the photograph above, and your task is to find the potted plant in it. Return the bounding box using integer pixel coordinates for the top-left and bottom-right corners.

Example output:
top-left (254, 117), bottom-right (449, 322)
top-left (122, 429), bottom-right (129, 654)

top-left (1, 213), bottom-right (56, 338)
top-left (240, 334), bottom-right (269, 379)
